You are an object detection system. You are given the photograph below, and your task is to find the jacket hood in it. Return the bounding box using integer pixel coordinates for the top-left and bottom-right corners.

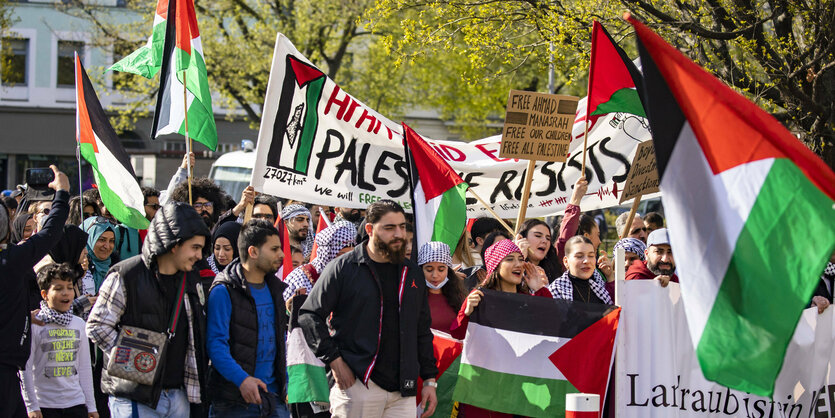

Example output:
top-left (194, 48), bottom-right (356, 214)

top-left (142, 201), bottom-right (211, 269)
top-left (211, 258), bottom-right (288, 295)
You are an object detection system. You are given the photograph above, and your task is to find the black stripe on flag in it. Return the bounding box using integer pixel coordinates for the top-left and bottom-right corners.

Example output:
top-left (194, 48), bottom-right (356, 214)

top-left (289, 293), bottom-right (307, 330)
top-left (598, 23), bottom-right (647, 109)
top-left (79, 60), bottom-right (137, 178)
top-left (635, 37), bottom-right (686, 181)
top-left (470, 289), bottom-right (615, 339)
top-left (150, 0), bottom-right (177, 140)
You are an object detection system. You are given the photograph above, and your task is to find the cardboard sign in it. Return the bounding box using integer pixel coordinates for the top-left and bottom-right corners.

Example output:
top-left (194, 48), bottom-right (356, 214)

top-left (619, 140), bottom-right (659, 203)
top-left (499, 90), bottom-right (579, 162)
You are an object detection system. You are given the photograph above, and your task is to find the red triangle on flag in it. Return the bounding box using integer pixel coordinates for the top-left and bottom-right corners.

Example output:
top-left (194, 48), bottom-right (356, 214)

top-left (289, 56), bottom-right (325, 88)
top-left (550, 307), bottom-right (620, 409)
top-left (308, 212), bottom-right (328, 261)
top-left (75, 55), bottom-right (98, 153)
top-left (403, 124), bottom-right (465, 201)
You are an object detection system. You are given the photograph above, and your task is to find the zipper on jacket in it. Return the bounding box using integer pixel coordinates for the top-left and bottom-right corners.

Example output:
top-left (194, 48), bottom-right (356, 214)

top-left (361, 263), bottom-right (407, 385)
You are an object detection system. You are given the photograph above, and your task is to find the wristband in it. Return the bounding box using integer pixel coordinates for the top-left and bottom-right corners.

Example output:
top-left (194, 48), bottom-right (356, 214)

top-left (423, 380), bottom-right (437, 388)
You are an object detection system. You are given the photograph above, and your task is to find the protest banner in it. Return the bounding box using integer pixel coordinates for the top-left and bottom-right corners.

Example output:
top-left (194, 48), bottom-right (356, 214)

top-left (616, 280), bottom-right (835, 418)
top-left (252, 34), bottom-right (655, 218)
top-left (619, 140), bottom-right (659, 204)
top-left (499, 90), bottom-right (578, 162)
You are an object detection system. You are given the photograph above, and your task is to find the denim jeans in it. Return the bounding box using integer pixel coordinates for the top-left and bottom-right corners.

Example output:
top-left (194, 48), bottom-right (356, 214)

top-left (109, 389), bottom-right (189, 418)
top-left (209, 394), bottom-right (290, 418)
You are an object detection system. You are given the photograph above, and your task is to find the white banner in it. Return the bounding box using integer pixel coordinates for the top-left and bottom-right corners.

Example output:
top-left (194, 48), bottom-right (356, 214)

top-left (617, 280), bottom-right (835, 418)
top-left (253, 33), bottom-right (655, 218)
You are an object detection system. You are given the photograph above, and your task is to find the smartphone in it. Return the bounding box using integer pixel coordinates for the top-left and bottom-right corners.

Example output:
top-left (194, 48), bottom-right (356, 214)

top-left (25, 168), bottom-right (54, 188)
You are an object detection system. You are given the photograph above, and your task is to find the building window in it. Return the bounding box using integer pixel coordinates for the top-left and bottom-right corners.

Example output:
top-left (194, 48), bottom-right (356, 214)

top-left (57, 40), bottom-right (84, 87)
top-left (1, 38), bottom-right (28, 86)
top-left (164, 141), bottom-right (187, 152)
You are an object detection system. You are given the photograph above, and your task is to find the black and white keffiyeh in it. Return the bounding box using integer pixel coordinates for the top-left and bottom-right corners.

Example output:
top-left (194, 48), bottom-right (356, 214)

top-left (36, 300), bottom-right (74, 327)
top-left (613, 238), bottom-right (647, 261)
top-left (548, 270), bottom-right (613, 304)
top-left (418, 242), bottom-right (452, 267)
top-left (825, 262), bottom-right (835, 278)
top-left (283, 221), bottom-right (356, 301)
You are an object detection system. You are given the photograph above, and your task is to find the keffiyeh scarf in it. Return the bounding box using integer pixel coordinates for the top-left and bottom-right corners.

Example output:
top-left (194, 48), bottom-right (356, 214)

top-left (36, 300), bottom-right (74, 327)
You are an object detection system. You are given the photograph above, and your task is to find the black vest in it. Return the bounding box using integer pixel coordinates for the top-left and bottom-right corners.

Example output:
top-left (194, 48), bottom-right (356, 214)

top-left (101, 256), bottom-right (208, 408)
top-left (208, 262), bottom-right (288, 404)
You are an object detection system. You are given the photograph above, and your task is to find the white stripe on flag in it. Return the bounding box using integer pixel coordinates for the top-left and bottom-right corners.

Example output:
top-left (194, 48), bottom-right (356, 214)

top-left (286, 328), bottom-right (325, 368)
top-left (157, 52), bottom-right (194, 136)
top-left (662, 122), bottom-right (773, 344)
top-left (462, 322), bottom-right (568, 381)
top-left (93, 134), bottom-right (145, 214)
top-left (413, 179), bottom-right (442, 248)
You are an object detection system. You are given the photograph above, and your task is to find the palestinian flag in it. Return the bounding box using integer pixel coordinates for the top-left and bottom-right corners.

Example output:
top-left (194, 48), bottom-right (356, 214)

top-left (586, 21), bottom-right (645, 120)
top-left (308, 209), bottom-right (329, 261)
top-left (75, 55), bottom-right (150, 230)
top-left (417, 330), bottom-right (463, 418)
top-left (453, 290), bottom-right (619, 416)
top-left (151, 0), bottom-right (217, 151)
top-left (286, 294), bottom-right (329, 404)
top-left (403, 124), bottom-right (468, 256)
top-left (629, 15), bottom-right (835, 396)
top-left (274, 216), bottom-right (294, 280)
top-left (108, 0), bottom-right (167, 78)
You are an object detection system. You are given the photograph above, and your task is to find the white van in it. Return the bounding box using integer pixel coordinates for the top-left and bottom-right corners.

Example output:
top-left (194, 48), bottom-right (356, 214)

top-left (208, 140), bottom-right (256, 199)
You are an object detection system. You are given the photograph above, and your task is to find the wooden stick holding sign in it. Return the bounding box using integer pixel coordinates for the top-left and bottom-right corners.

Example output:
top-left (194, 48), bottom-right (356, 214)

top-left (243, 203), bottom-right (253, 224)
top-left (618, 140), bottom-right (660, 238)
top-left (466, 188), bottom-right (515, 236)
top-left (499, 90), bottom-right (579, 233)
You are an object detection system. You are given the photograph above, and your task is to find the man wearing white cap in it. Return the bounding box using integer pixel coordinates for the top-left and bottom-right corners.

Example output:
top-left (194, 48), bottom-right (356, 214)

top-left (625, 228), bottom-right (678, 287)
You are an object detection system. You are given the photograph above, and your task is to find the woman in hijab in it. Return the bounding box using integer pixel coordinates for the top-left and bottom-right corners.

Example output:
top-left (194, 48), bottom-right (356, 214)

top-left (82, 217), bottom-right (118, 294)
top-left (207, 221), bottom-right (241, 274)
top-left (11, 212), bottom-right (35, 244)
top-left (418, 241), bottom-right (466, 332)
top-left (283, 220), bottom-right (356, 303)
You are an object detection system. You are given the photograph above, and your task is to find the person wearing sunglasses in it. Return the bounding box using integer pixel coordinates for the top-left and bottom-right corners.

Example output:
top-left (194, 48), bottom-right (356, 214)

top-left (615, 212), bottom-right (648, 243)
top-left (0, 165), bottom-right (70, 418)
top-left (170, 177), bottom-right (225, 231)
top-left (143, 187), bottom-right (161, 222)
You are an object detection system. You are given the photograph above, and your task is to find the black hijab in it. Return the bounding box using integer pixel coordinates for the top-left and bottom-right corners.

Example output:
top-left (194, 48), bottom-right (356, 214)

top-left (11, 213), bottom-right (33, 244)
top-left (49, 225), bottom-right (89, 280)
top-left (211, 221), bottom-right (241, 268)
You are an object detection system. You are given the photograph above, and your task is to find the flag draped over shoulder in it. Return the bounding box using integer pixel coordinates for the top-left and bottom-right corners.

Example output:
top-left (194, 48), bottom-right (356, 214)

top-left (151, 0), bottom-right (217, 151)
top-left (453, 290), bottom-right (619, 416)
top-left (75, 55), bottom-right (149, 230)
top-left (587, 21), bottom-right (646, 119)
top-left (628, 15), bottom-right (835, 397)
top-left (286, 294), bottom-right (329, 405)
top-left (108, 0), bottom-right (168, 78)
top-left (403, 124), bottom-right (468, 256)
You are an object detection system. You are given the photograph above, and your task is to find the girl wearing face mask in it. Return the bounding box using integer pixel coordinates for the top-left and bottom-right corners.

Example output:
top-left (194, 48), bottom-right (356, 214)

top-left (207, 222), bottom-right (241, 274)
top-left (82, 217), bottom-right (118, 294)
top-left (547, 236), bottom-right (613, 304)
top-left (418, 242), bottom-right (465, 332)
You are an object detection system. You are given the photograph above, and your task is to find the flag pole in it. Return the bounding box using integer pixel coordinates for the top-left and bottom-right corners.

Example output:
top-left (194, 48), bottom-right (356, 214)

top-left (514, 160), bottom-right (536, 235)
top-left (76, 142), bottom-right (84, 213)
top-left (582, 21), bottom-right (598, 179)
top-left (623, 194), bottom-right (643, 239)
top-left (183, 70), bottom-right (193, 205)
top-left (466, 188), bottom-right (514, 236)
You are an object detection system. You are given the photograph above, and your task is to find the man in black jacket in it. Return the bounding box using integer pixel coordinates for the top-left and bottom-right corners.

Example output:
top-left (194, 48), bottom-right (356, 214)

top-left (0, 165), bottom-right (69, 418)
top-left (299, 200), bottom-right (438, 418)
top-left (206, 219), bottom-right (289, 417)
top-left (87, 202), bottom-right (211, 417)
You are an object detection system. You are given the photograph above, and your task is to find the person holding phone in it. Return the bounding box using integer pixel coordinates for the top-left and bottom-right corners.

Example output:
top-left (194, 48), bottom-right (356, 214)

top-left (0, 165), bottom-right (70, 418)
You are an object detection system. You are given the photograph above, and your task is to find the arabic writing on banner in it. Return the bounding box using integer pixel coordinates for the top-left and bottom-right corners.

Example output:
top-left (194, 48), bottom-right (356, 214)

top-left (617, 280), bottom-right (835, 418)
top-left (252, 33), bottom-right (655, 218)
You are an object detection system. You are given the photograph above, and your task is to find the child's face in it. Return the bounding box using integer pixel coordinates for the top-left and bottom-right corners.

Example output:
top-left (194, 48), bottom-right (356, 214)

top-left (41, 279), bottom-right (74, 313)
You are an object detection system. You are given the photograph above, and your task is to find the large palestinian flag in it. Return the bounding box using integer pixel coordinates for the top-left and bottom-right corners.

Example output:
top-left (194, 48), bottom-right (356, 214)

top-left (629, 16), bottom-right (835, 397)
top-left (453, 290), bottom-right (619, 416)
top-left (403, 124), bottom-right (468, 256)
top-left (417, 330), bottom-right (463, 418)
top-left (586, 21), bottom-right (645, 120)
top-left (286, 295), bottom-right (329, 405)
top-left (108, 0), bottom-right (167, 78)
top-left (151, 0), bottom-right (217, 151)
top-left (75, 55), bottom-right (149, 230)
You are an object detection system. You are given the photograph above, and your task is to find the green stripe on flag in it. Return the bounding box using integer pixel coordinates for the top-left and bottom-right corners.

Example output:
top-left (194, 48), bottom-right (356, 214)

top-left (81, 143), bottom-right (149, 230)
top-left (429, 355), bottom-right (461, 418)
top-left (287, 363), bottom-right (329, 403)
top-left (589, 88), bottom-right (646, 118)
top-left (108, 21), bottom-right (165, 79)
top-left (294, 77), bottom-right (325, 173)
top-left (453, 363), bottom-right (577, 417)
top-left (697, 158), bottom-right (835, 396)
top-left (431, 182), bottom-right (468, 253)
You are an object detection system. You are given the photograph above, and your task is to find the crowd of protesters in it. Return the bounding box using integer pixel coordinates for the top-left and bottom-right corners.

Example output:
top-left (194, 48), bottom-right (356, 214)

top-left (1, 154), bottom-right (833, 418)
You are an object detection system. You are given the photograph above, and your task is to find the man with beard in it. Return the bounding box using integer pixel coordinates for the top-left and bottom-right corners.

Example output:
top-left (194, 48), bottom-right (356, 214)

top-left (170, 177), bottom-right (225, 231)
top-left (626, 228), bottom-right (678, 287)
top-left (280, 204), bottom-right (314, 259)
top-left (206, 220), bottom-right (290, 416)
top-left (299, 200), bottom-right (438, 417)
top-left (333, 206), bottom-right (363, 229)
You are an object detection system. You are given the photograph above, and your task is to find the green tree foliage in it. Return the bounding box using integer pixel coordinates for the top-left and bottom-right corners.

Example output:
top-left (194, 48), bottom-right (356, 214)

top-left (368, 0), bottom-right (835, 167)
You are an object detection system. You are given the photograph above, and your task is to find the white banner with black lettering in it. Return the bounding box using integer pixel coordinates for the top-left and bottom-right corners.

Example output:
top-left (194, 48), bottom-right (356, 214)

top-left (617, 280), bottom-right (835, 418)
top-left (252, 33), bottom-right (656, 217)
